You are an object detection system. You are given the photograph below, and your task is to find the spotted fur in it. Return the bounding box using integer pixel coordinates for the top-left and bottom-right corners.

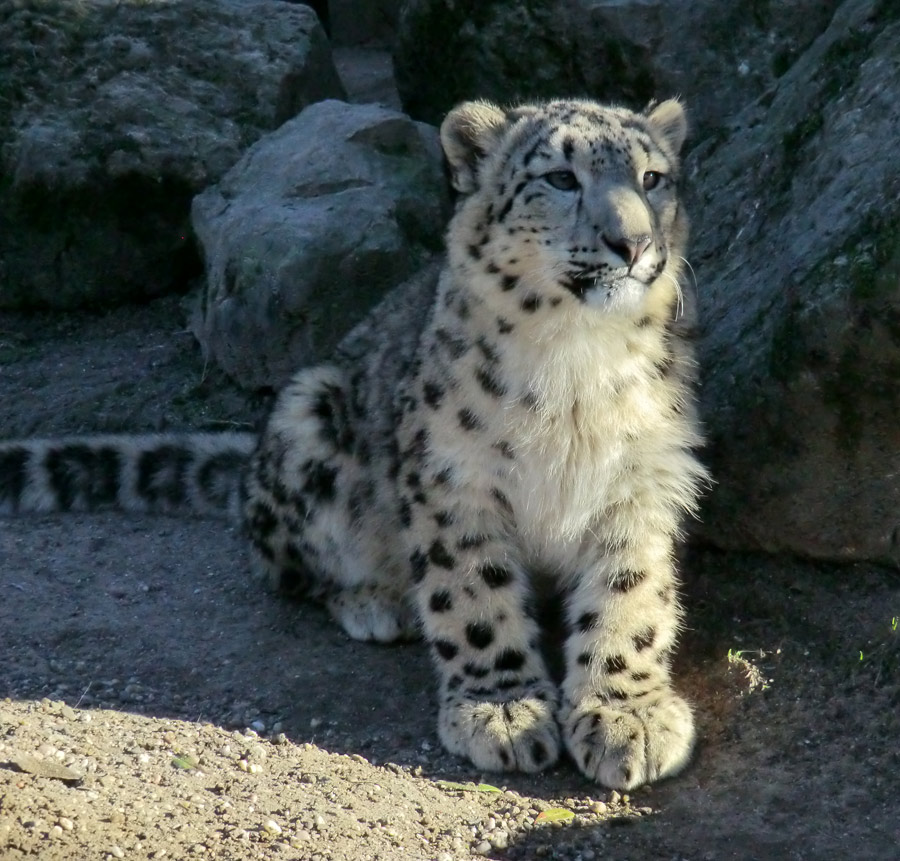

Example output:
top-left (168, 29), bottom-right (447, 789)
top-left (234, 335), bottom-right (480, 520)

top-left (0, 98), bottom-right (708, 789)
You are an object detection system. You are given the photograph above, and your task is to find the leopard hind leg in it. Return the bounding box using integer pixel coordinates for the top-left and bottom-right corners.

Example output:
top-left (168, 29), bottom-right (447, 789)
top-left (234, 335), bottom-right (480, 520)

top-left (243, 365), bottom-right (416, 643)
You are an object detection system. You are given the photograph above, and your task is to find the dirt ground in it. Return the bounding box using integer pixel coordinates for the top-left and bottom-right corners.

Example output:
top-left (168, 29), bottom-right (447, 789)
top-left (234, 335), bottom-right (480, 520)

top-left (1, 288), bottom-right (899, 861)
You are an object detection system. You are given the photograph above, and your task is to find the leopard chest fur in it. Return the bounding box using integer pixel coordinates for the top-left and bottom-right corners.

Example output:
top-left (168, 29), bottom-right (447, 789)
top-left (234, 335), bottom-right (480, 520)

top-left (414, 294), bottom-right (697, 570)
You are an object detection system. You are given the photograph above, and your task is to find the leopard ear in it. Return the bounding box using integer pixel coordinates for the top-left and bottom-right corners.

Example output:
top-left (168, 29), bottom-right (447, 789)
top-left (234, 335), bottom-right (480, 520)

top-left (645, 99), bottom-right (688, 156)
top-left (440, 100), bottom-right (511, 194)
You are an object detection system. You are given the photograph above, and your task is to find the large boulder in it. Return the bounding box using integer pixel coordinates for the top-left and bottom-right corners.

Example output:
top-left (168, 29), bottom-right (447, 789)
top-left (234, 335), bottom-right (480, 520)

top-left (393, 0), bottom-right (841, 135)
top-left (0, 0), bottom-right (344, 309)
top-left (190, 99), bottom-right (451, 390)
top-left (691, 0), bottom-right (900, 565)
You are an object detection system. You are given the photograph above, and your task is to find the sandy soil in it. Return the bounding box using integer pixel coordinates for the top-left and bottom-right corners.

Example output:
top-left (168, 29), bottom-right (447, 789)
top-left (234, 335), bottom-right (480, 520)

top-left (1, 292), bottom-right (899, 861)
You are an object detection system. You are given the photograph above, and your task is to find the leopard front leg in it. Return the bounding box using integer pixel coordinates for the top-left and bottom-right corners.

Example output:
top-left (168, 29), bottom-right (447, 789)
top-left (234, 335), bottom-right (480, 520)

top-left (559, 554), bottom-right (694, 789)
top-left (411, 536), bottom-right (560, 774)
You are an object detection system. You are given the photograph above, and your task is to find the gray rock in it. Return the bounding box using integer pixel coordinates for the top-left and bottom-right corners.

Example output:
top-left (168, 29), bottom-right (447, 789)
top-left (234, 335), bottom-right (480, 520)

top-left (394, 0), bottom-right (841, 136)
top-left (190, 100), bottom-right (451, 390)
top-left (691, 0), bottom-right (900, 565)
top-left (0, 0), bottom-right (344, 309)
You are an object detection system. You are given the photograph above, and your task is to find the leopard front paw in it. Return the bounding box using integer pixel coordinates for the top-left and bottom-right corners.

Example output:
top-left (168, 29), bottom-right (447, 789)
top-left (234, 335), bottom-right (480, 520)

top-left (439, 690), bottom-right (561, 774)
top-left (561, 691), bottom-right (694, 789)
top-left (327, 586), bottom-right (418, 643)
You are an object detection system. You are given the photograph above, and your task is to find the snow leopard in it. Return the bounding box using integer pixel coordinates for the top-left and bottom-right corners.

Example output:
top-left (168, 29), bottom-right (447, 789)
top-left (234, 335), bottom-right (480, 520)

top-left (0, 97), bottom-right (708, 789)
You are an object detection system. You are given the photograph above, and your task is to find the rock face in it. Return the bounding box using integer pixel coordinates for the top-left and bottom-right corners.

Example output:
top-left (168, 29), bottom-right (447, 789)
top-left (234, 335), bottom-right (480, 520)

top-left (190, 100), bottom-right (450, 390)
top-left (393, 0), bottom-right (842, 134)
top-left (0, 0), bottom-right (344, 309)
top-left (690, 0), bottom-right (900, 565)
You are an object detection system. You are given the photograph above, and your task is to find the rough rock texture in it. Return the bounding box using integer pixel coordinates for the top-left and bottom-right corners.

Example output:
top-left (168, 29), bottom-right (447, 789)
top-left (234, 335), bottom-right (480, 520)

top-left (690, 0), bottom-right (900, 565)
top-left (393, 0), bottom-right (842, 133)
top-left (190, 99), bottom-right (450, 390)
top-left (0, 0), bottom-right (344, 309)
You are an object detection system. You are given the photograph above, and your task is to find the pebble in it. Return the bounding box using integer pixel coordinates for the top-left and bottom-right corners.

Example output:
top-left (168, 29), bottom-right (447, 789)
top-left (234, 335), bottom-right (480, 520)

top-left (111, 846), bottom-right (125, 858)
top-left (58, 817), bottom-right (74, 831)
top-left (473, 840), bottom-right (493, 856)
top-left (491, 831), bottom-right (510, 849)
top-left (262, 819), bottom-right (282, 835)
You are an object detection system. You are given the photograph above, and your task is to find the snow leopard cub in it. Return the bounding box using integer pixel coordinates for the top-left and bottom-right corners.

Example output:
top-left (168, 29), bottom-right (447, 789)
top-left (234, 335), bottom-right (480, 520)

top-left (0, 97), bottom-right (706, 789)
top-left (243, 97), bottom-right (708, 789)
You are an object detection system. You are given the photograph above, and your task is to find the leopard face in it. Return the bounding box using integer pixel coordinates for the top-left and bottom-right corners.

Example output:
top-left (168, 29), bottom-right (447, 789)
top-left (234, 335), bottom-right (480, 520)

top-left (442, 98), bottom-right (689, 318)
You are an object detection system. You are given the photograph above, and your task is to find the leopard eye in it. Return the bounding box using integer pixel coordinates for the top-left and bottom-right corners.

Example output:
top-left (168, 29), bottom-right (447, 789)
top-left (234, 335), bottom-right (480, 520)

top-left (643, 170), bottom-right (664, 191)
top-left (544, 170), bottom-right (580, 191)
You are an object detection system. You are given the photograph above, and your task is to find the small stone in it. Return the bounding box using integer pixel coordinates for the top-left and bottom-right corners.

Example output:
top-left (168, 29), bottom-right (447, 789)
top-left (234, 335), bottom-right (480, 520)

top-left (262, 819), bottom-right (282, 835)
top-left (589, 801), bottom-right (607, 815)
top-left (51, 825), bottom-right (63, 837)
top-left (250, 720), bottom-right (266, 733)
top-left (111, 846), bottom-right (125, 858)
top-left (58, 817), bottom-right (74, 831)
top-left (608, 790), bottom-right (621, 805)
top-left (473, 840), bottom-right (493, 856)
top-left (491, 831), bottom-right (509, 849)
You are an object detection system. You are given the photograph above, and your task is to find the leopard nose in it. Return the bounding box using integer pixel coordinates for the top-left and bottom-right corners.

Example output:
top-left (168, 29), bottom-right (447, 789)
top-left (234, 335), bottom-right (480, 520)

top-left (603, 234), bottom-right (652, 266)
